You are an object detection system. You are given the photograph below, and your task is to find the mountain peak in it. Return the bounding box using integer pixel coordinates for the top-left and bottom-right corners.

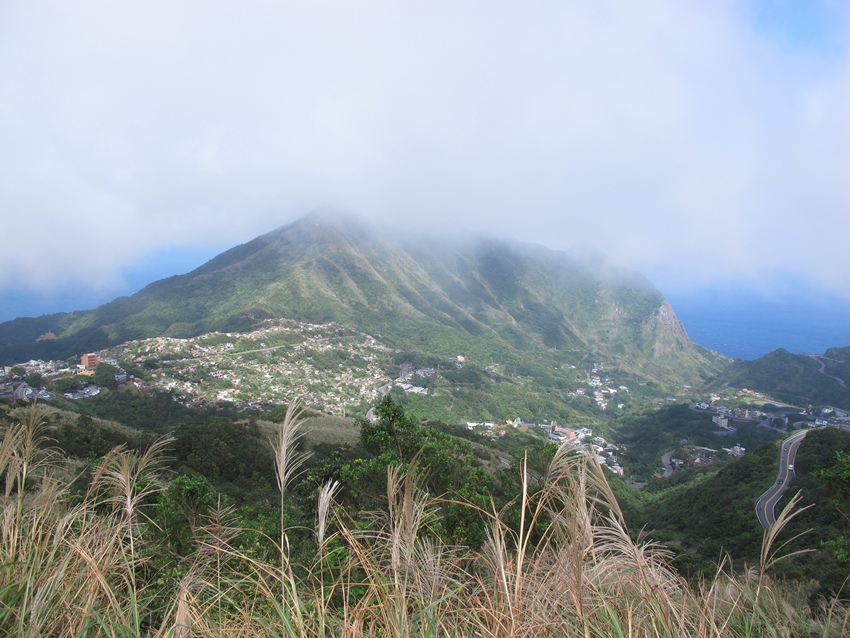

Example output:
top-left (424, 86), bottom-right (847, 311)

top-left (285, 209), bottom-right (373, 235)
top-left (0, 213), bottom-right (728, 387)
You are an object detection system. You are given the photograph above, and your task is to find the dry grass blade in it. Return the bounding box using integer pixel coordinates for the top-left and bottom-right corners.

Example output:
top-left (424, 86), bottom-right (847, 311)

top-left (317, 479), bottom-right (341, 547)
top-left (333, 464), bottom-right (470, 637)
top-left (270, 398), bottom-right (312, 497)
top-left (590, 516), bottom-right (683, 634)
top-left (4, 396), bottom-right (849, 637)
top-left (0, 413), bottom-right (23, 482)
top-left (266, 399), bottom-right (315, 637)
top-left (760, 491), bottom-right (814, 579)
top-left (87, 436), bottom-right (173, 518)
top-left (2, 404), bottom-right (58, 499)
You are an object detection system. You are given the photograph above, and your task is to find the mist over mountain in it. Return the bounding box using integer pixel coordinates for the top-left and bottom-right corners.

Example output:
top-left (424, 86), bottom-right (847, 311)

top-left (0, 212), bottom-right (726, 388)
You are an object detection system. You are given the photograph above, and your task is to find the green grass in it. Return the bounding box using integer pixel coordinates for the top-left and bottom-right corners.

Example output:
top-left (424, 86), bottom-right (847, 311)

top-left (301, 414), bottom-right (360, 448)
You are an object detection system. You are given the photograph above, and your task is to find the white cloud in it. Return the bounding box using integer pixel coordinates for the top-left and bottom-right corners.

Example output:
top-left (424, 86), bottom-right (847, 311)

top-left (0, 0), bottom-right (848, 298)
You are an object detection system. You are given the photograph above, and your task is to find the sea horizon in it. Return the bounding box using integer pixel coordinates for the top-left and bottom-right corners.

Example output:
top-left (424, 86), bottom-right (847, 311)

top-left (665, 288), bottom-right (850, 360)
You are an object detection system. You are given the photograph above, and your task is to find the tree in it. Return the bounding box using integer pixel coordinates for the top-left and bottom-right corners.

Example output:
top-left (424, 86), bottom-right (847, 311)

top-left (153, 474), bottom-right (217, 556)
top-left (358, 394), bottom-right (424, 462)
top-left (53, 377), bottom-right (82, 393)
top-left (93, 363), bottom-right (118, 389)
top-left (353, 395), bottom-right (482, 510)
top-left (818, 450), bottom-right (850, 563)
top-left (25, 372), bottom-right (42, 387)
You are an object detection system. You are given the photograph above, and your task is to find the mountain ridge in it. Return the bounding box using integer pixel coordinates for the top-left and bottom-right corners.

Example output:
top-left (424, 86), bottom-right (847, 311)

top-left (0, 212), bottom-right (727, 389)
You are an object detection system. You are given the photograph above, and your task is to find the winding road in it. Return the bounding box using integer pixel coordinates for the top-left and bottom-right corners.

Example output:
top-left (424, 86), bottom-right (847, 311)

top-left (810, 355), bottom-right (847, 389)
top-left (661, 450), bottom-right (675, 477)
top-left (755, 430), bottom-right (808, 529)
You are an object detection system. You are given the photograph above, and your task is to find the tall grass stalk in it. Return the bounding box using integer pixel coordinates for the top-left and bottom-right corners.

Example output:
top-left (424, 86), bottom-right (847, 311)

top-left (270, 399), bottom-right (312, 636)
top-left (0, 404), bottom-right (174, 636)
top-left (2, 403), bottom-right (847, 636)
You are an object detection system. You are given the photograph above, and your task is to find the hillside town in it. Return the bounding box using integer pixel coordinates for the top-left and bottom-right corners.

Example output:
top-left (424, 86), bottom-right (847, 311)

top-left (110, 319), bottom-right (393, 414)
top-left (5, 321), bottom-right (849, 488)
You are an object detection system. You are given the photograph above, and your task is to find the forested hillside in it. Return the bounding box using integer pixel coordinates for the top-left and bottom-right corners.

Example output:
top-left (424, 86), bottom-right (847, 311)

top-left (721, 348), bottom-right (850, 410)
top-left (637, 427), bottom-right (850, 598)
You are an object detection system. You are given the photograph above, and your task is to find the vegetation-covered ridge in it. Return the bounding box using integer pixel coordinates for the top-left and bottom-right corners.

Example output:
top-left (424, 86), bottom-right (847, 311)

top-left (720, 346), bottom-right (850, 411)
top-left (0, 211), bottom-right (728, 390)
top-left (1, 401), bottom-right (848, 637)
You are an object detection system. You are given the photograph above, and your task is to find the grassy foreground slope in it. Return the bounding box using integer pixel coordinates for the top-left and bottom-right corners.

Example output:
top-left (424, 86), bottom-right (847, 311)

top-left (1, 402), bottom-right (848, 637)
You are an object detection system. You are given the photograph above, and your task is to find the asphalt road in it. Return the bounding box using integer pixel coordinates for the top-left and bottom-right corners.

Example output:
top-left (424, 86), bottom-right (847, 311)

top-left (755, 430), bottom-right (808, 529)
top-left (661, 450), bottom-right (675, 477)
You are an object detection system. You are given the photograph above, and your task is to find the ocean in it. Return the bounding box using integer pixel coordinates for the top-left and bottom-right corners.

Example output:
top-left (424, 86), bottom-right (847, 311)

top-left (1, 292), bottom-right (114, 323)
top-left (665, 288), bottom-right (850, 360)
top-left (0, 245), bottom-right (228, 326)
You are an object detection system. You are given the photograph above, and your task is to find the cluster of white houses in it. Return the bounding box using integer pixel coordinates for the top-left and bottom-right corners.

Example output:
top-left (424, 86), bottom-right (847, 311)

top-left (566, 365), bottom-right (630, 410)
top-left (465, 420), bottom-right (625, 476)
top-left (1, 352), bottom-right (120, 402)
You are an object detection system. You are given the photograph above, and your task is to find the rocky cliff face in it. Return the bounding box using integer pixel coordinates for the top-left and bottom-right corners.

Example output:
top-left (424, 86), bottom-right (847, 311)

top-left (653, 300), bottom-right (693, 356)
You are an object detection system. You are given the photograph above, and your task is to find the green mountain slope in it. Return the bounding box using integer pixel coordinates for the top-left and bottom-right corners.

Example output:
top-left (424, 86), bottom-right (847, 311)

top-left (0, 212), bottom-right (726, 391)
top-left (721, 348), bottom-right (850, 410)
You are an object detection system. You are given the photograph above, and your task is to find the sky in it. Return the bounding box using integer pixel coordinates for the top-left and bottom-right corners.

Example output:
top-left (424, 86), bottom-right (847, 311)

top-left (1, 0), bottom-right (849, 322)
